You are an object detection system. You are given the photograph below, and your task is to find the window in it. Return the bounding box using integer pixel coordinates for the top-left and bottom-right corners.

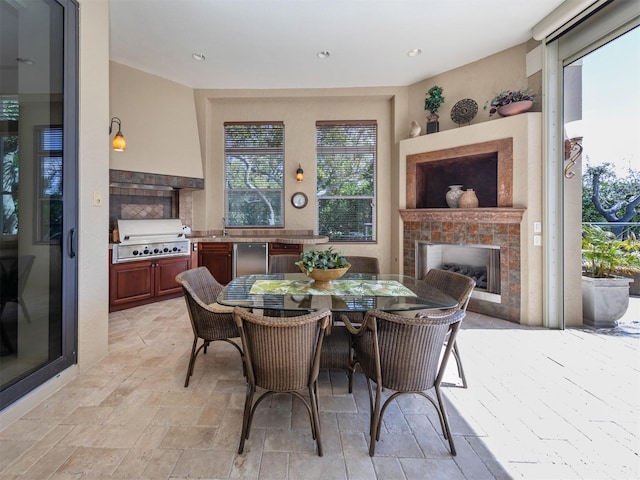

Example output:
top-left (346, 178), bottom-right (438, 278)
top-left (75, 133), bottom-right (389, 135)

top-left (224, 122), bottom-right (284, 227)
top-left (1, 97), bottom-right (19, 236)
top-left (316, 121), bottom-right (376, 242)
top-left (35, 126), bottom-right (63, 242)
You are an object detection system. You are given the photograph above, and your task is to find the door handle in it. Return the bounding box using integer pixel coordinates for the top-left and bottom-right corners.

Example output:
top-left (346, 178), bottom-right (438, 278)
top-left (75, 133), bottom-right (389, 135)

top-left (68, 228), bottom-right (77, 258)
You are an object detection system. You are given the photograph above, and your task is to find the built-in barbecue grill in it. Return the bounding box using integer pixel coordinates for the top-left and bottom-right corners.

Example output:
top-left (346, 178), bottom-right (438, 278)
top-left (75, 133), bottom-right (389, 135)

top-left (112, 219), bottom-right (190, 263)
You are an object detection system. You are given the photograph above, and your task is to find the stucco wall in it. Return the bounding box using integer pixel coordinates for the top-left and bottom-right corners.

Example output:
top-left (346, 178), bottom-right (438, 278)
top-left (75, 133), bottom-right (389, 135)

top-left (109, 62), bottom-right (203, 179)
top-left (407, 43), bottom-right (532, 134)
top-left (192, 90), bottom-right (406, 273)
top-left (78, 0), bottom-right (110, 370)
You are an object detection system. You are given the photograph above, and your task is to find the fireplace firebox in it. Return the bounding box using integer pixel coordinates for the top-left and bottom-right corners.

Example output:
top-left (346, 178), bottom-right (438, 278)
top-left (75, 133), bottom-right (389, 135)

top-left (416, 241), bottom-right (501, 303)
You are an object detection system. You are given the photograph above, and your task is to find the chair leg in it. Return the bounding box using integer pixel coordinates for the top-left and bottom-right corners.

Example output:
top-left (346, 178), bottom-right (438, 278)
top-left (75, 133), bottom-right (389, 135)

top-left (184, 337), bottom-right (198, 387)
top-left (308, 383), bottom-right (323, 457)
top-left (368, 382), bottom-right (382, 456)
top-left (238, 384), bottom-right (255, 454)
top-left (434, 385), bottom-right (457, 456)
top-left (452, 340), bottom-right (467, 388)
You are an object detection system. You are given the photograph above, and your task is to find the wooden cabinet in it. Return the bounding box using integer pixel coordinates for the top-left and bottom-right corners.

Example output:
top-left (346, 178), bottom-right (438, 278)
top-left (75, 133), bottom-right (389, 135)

top-left (269, 242), bottom-right (302, 255)
top-left (109, 256), bottom-right (191, 311)
top-left (198, 242), bottom-right (233, 284)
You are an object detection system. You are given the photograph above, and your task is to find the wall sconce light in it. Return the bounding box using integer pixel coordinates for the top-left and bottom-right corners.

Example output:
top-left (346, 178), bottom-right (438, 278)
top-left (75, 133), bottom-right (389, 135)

top-left (564, 120), bottom-right (583, 179)
top-left (296, 163), bottom-right (304, 182)
top-left (109, 117), bottom-right (126, 152)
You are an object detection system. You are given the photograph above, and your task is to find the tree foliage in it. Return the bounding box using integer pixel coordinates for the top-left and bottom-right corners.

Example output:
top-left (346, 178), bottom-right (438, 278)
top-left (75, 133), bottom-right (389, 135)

top-left (582, 160), bottom-right (640, 237)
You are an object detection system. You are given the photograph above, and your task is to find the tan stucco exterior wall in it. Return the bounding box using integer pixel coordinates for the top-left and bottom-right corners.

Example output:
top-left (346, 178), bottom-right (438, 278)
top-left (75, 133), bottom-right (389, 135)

top-left (109, 62), bottom-right (203, 179)
top-left (407, 43), bottom-right (532, 134)
top-left (191, 90), bottom-right (407, 273)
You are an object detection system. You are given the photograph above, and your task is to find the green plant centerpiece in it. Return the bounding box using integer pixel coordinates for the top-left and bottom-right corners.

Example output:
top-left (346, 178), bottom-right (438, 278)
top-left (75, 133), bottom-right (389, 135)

top-left (581, 224), bottom-right (640, 327)
top-left (424, 85), bottom-right (445, 133)
top-left (484, 88), bottom-right (535, 116)
top-left (296, 247), bottom-right (351, 288)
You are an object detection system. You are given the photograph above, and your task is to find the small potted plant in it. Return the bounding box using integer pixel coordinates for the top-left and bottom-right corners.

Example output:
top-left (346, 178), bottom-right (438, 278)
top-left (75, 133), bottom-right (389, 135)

top-left (296, 247), bottom-right (351, 288)
top-left (424, 85), bottom-right (445, 133)
top-left (484, 88), bottom-right (535, 117)
top-left (581, 225), bottom-right (640, 327)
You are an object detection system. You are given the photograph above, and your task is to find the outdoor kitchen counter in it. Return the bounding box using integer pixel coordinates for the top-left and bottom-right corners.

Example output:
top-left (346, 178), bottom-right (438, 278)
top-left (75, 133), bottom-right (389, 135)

top-left (188, 234), bottom-right (329, 244)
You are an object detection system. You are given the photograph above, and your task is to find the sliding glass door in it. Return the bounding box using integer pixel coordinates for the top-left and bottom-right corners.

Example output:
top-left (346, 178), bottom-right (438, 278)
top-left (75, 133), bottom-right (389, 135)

top-left (0, 0), bottom-right (78, 409)
top-left (543, 0), bottom-right (639, 328)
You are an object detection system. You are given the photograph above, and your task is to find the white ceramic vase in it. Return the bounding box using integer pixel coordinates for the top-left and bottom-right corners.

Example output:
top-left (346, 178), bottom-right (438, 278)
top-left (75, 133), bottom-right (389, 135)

top-left (445, 185), bottom-right (464, 208)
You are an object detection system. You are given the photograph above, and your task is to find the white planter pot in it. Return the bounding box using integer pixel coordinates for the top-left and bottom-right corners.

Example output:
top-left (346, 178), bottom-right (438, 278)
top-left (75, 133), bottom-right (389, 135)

top-left (582, 276), bottom-right (633, 328)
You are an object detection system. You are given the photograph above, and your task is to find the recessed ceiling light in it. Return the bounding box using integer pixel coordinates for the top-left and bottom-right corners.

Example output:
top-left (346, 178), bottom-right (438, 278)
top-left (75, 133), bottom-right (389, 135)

top-left (317, 51), bottom-right (330, 59)
top-left (16, 57), bottom-right (35, 65)
top-left (192, 53), bottom-right (206, 62)
top-left (407, 49), bottom-right (422, 57)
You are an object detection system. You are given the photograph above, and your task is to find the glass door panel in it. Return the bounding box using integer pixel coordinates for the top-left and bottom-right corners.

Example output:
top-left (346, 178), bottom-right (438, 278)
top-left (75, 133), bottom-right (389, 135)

top-left (0, 0), bottom-right (78, 409)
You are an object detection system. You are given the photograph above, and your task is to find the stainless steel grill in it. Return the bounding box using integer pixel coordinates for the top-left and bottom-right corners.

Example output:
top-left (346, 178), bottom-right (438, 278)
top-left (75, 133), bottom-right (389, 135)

top-left (112, 219), bottom-right (190, 263)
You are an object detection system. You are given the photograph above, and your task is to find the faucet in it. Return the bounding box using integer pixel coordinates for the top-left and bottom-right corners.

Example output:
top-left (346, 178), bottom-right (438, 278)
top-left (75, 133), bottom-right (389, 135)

top-left (222, 217), bottom-right (228, 236)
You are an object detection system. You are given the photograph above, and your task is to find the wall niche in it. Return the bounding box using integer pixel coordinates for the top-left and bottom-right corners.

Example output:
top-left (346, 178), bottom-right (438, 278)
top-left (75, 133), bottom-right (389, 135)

top-left (406, 138), bottom-right (513, 209)
top-left (416, 153), bottom-right (498, 208)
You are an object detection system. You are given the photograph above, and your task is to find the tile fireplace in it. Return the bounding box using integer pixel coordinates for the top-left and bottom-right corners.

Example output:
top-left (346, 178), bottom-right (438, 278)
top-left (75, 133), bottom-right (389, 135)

top-left (397, 113), bottom-right (542, 324)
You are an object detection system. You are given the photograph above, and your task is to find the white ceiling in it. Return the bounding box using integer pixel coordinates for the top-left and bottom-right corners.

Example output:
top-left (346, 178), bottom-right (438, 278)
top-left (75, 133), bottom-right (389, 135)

top-left (109, 0), bottom-right (565, 90)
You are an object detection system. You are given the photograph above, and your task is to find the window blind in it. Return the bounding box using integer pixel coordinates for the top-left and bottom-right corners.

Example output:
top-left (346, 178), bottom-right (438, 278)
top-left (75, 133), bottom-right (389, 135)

top-left (224, 122), bottom-right (284, 227)
top-left (316, 121), bottom-right (377, 242)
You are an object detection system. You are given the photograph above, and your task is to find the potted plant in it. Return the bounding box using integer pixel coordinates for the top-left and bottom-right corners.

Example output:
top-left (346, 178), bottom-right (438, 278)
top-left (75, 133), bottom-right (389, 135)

top-left (484, 88), bottom-right (535, 117)
top-left (424, 85), bottom-right (445, 134)
top-left (296, 247), bottom-right (351, 288)
top-left (581, 224), bottom-right (640, 327)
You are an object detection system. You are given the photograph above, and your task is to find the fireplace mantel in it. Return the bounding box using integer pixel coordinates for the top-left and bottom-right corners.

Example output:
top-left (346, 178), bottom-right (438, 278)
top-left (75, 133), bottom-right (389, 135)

top-left (399, 208), bottom-right (525, 224)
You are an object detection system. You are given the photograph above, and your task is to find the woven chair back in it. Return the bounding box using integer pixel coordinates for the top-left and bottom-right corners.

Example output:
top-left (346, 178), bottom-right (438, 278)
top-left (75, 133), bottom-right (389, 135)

top-left (176, 266), bottom-right (222, 306)
top-left (423, 268), bottom-right (475, 313)
top-left (175, 267), bottom-right (238, 340)
top-left (345, 256), bottom-right (380, 274)
top-left (269, 254), bottom-right (301, 273)
top-left (234, 308), bottom-right (330, 391)
top-left (354, 309), bottom-right (464, 392)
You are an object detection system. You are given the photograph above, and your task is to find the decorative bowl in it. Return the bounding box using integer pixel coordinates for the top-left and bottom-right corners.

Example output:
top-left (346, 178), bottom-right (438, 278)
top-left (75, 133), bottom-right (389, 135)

top-left (300, 263), bottom-right (351, 289)
top-left (497, 100), bottom-right (533, 117)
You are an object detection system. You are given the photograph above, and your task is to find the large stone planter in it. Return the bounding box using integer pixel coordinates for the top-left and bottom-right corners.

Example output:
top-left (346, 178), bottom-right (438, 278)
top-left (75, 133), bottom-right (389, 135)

top-left (582, 276), bottom-right (633, 328)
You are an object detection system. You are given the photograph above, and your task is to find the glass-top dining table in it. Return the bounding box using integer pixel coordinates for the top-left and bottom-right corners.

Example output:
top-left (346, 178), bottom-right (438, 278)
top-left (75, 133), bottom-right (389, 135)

top-left (216, 273), bottom-right (457, 313)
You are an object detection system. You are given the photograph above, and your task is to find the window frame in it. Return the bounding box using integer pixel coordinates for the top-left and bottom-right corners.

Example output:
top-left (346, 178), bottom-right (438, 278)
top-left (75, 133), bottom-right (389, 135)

top-left (315, 120), bottom-right (377, 243)
top-left (34, 125), bottom-right (64, 244)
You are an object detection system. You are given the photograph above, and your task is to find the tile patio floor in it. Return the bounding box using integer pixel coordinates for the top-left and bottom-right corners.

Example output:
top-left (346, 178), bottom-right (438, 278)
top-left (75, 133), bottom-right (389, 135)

top-left (0, 297), bottom-right (638, 479)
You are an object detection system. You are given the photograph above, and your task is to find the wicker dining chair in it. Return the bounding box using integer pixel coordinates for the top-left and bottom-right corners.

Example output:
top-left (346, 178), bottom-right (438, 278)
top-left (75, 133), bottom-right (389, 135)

top-left (175, 267), bottom-right (244, 387)
top-left (342, 308), bottom-right (466, 456)
top-left (345, 256), bottom-right (380, 276)
top-left (320, 256), bottom-right (380, 391)
top-left (268, 254), bottom-right (300, 273)
top-left (233, 307), bottom-right (331, 456)
top-left (421, 268), bottom-right (475, 388)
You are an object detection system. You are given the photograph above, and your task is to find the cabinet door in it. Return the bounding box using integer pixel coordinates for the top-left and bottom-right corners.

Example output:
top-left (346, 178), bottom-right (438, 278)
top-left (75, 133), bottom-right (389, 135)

top-left (198, 243), bottom-right (233, 284)
top-left (109, 260), bottom-right (154, 306)
top-left (155, 256), bottom-right (191, 296)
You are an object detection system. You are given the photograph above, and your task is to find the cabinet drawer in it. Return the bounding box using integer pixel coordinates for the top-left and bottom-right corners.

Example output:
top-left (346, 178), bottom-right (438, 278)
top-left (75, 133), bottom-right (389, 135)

top-left (199, 242), bottom-right (232, 253)
top-left (269, 243), bottom-right (302, 255)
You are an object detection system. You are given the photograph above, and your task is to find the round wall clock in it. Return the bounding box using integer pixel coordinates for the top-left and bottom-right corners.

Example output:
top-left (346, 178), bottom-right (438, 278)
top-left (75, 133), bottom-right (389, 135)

top-left (291, 192), bottom-right (308, 209)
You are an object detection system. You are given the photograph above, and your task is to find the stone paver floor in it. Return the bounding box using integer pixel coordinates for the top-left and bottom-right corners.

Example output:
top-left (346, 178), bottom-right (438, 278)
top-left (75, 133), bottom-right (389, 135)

top-left (0, 297), bottom-right (638, 479)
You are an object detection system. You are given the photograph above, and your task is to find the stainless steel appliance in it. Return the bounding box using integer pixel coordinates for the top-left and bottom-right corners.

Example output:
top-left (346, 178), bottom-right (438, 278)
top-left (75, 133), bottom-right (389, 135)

top-left (112, 219), bottom-right (190, 263)
top-left (233, 243), bottom-right (267, 278)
